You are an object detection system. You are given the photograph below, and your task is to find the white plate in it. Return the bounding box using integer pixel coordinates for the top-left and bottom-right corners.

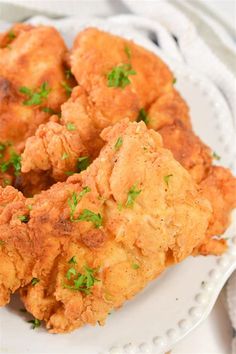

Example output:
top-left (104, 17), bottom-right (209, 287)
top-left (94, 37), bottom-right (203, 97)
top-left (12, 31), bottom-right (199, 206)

top-left (0, 17), bottom-right (236, 354)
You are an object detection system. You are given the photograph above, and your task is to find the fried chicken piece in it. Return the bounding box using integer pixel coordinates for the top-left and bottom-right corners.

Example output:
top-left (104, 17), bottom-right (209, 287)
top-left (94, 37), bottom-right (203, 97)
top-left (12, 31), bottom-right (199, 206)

top-left (158, 119), bottom-right (212, 183)
top-left (71, 28), bottom-right (175, 126)
top-left (0, 24), bottom-right (69, 148)
top-left (18, 120), bottom-right (211, 333)
top-left (21, 120), bottom-right (88, 181)
top-left (0, 186), bottom-right (33, 306)
top-left (195, 166), bottom-right (236, 255)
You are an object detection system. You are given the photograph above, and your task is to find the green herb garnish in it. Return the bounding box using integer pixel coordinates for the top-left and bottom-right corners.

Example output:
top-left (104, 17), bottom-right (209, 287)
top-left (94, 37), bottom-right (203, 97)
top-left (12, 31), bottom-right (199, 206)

top-left (68, 187), bottom-right (91, 222)
top-left (17, 215), bottom-right (29, 223)
top-left (41, 107), bottom-right (56, 114)
top-left (173, 78), bottom-right (177, 84)
top-left (107, 64), bottom-right (136, 89)
top-left (28, 318), bottom-right (41, 329)
top-left (77, 209), bottom-right (103, 228)
top-left (0, 150), bottom-right (21, 176)
top-left (61, 152), bottom-right (69, 160)
top-left (213, 151), bottom-right (221, 160)
top-left (124, 46), bottom-right (131, 59)
top-left (20, 82), bottom-right (51, 106)
top-left (63, 265), bottom-right (100, 294)
top-left (132, 263), bottom-right (140, 269)
top-left (137, 108), bottom-right (149, 125)
top-left (114, 137), bottom-right (123, 151)
top-left (62, 81), bottom-right (72, 97)
top-left (164, 174), bottom-right (173, 187)
top-left (31, 278), bottom-right (40, 286)
top-left (66, 122), bottom-right (76, 131)
top-left (8, 30), bottom-right (16, 41)
top-left (126, 184), bottom-right (141, 207)
top-left (77, 156), bottom-right (90, 172)
top-left (68, 256), bottom-right (77, 264)
top-left (65, 69), bottom-right (73, 79)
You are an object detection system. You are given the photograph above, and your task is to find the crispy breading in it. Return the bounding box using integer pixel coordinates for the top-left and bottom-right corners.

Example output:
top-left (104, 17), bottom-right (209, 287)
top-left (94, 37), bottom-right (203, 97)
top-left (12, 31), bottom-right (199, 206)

top-left (0, 24), bottom-right (69, 148)
top-left (21, 120), bottom-right (87, 181)
top-left (0, 186), bottom-right (33, 306)
top-left (19, 120), bottom-right (211, 333)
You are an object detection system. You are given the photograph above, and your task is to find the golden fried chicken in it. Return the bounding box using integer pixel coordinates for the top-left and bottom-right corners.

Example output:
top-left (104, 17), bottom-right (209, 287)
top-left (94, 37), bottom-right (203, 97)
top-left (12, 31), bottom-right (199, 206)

top-left (0, 121), bottom-right (211, 332)
top-left (19, 28), bottom-right (235, 251)
top-left (0, 24), bottom-right (70, 148)
top-left (0, 186), bottom-right (33, 306)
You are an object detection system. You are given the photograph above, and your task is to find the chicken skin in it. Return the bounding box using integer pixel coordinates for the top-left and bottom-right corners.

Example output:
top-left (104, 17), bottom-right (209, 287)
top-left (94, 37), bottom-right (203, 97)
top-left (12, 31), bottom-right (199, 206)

top-left (0, 24), bottom-right (73, 189)
top-left (0, 121), bottom-right (211, 332)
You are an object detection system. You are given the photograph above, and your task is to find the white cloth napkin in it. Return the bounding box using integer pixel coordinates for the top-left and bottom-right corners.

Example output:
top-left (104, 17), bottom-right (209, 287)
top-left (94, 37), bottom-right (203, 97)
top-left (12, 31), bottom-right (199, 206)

top-left (0, 0), bottom-right (236, 352)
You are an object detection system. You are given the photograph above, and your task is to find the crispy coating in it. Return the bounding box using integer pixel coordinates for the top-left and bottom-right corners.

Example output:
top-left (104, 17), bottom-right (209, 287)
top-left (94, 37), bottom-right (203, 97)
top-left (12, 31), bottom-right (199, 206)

top-left (21, 120), bottom-right (87, 181)
top-left (0, 121), bottom-right (211, 332)
top-left (0, 186), bottom-right (33, 306)
top-left (195, 166), bottom-right (236, 255)
top-left (158, 119), bottom-right (212, 183)
top-left (0, 24), bottom-right (69, 149)
top-left (20, 28), bottom-right (235, 252)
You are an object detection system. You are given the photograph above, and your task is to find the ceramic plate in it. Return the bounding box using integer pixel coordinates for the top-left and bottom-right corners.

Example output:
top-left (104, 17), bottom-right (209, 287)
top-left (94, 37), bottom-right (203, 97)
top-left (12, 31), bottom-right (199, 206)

top-left (0, 17), bottom-right (235, 354)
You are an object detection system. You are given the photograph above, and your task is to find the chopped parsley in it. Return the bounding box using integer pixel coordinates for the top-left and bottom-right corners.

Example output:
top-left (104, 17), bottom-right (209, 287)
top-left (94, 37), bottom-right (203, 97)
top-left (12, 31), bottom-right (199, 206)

top-left (3, 178), bottom-right (10, 187)
top-left (65, 171), bottom-right (74, 176)
top-left (137, 108), bottom-right (149, 125)
top-left (126, 184), bottom-right (141, 207)
top-left (77, 209), bottom-right (103, 228)
top-left (62, 81), bottom-right (72, 97)
top-left (124, 45), bottom-right (131, 59)
top-left (63, 265), bottom-right (100, 294)
top-left (77, 156), bottom-right (90, 172)
top-left (164, 174), bottom-right (173, 187)
top-left (0, 148), bottom-right (21, 176)
top-left (68, 187), bottom-right (91, 222)
top-left (61, 152), bottom-right (69, 160)
top-left (41, 107), bottom-right (56, 114)
top-left (107, 63), bottom-right (136, 89)
top-left (8, 30), bottom-right (16, 41)
top-left (19, 82), bottom-right (51, 106)
top-left (17, 215), bottom-right (29, 223)
top-left (27, 204), bottom-right (33, 211)
top-left (173, 78), bottom-right (177, 84)
top-left (66, 122), bottom-right (76, 131)
top-left (31, 278), bottom-right (40, 286)
top-left (114, 137), bottom-right (123, 150)
top-left (65, 69), bottom-right (73, 79)
top-left (132, 263), bottom-right (140, 270)
top-left (213, 151), bottom-right (221, 160)
top-left (68, 256), bottom-right (77, 264)
top-left (28, 318), bottom-right (41, 329)
top-left (117, 202), bottom-right (123, 211)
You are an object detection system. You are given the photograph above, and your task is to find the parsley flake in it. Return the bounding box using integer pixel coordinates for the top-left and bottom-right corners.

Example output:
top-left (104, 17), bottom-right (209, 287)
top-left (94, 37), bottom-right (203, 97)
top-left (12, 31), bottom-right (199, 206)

top-left (77, 156), bottom-right (90, 172)
top-left (66, 122), bottom-right (76, 131)
top-left (137, 108), bottom-right (149, 124)
top-left (164, 174), bottom-right (173, 187)
top-left (17, 215), bottom-right (29, 223)
top-left (62, 81), bottom-right (72, 96)
top-left (77, 209), bottom-right (103, 228)
top-left (66, 267), bottom-right (77, 280)
top-left (28, 318), bottom-right (41, 329)
top-left (107, 64), bottom-right (136, 89)
top-left (41, 107), bottom-right (56, 115)
top-left (19, 82), bottom-right (51, 106)
top-left (68, 256), bottom-right (77, 264)
top-left (0, 150), bottom-right (21, 176)
top-left (61, 152), bottom-right (69, 160)
top-left (68, 187), bottom-right (91, 222)
top-left (65, 69), bottom-right (73, 79)
top-left (114, 137), bottom-right (123, 150)
top-left (172, 78), bottom-right (177, 85)
top-left (63, 265), bottom-right (100, 294)
top-left (31, 278), bottom-right (40, 286)
top-left (213, 151), bottom-right (221, 160)
top-left (132, 263), bottom-right (140, 269)
top-left (8, 30), bottom-right (16, 41)
top-left (124, 45), bottom-right (131, 59)
top-left (126, 184), bottom-right (141, 208)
